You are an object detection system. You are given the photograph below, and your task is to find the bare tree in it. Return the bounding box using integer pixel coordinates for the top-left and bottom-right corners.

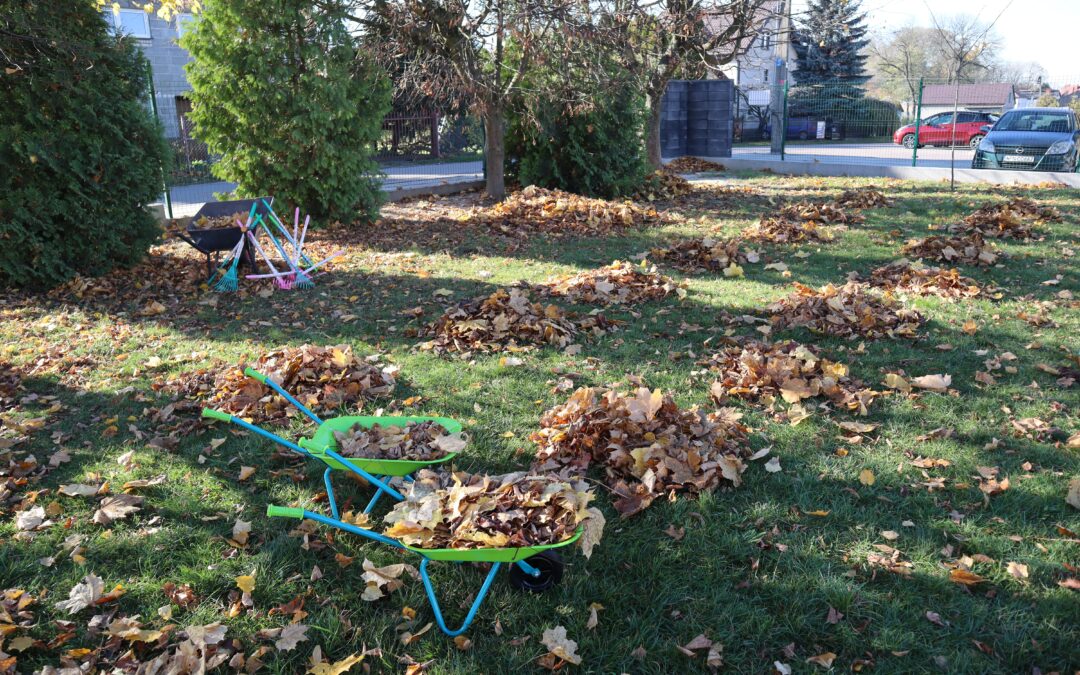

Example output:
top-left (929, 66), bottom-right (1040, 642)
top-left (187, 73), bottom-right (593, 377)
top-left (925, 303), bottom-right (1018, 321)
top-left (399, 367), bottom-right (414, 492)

top-left (342, 0), bottom-right (575, 200)
top-left (923, 5), bottom-right (1012, 189)
top-left (594, 0), bottom-right (775, 169)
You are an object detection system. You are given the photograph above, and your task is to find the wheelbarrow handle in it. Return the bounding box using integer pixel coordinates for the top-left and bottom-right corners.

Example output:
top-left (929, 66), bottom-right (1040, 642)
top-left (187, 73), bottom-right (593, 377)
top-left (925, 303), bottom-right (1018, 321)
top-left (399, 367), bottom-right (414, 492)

top-left (200, 408), bottom-right (312, 457)
top-left (267, 506), bottom-right (406, 549)
top-left (243, 367), bottom-right (323, 424)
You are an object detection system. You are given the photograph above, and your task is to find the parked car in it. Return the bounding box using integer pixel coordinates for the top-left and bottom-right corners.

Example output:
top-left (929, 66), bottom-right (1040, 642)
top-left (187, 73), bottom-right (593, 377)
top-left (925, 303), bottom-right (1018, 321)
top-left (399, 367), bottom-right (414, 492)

top-left (971, 107), bottom-right (1080, 172)
top-left (892, 111), bottom-right (998, 149)
top-left (761, 117), bottom-right (843, 141)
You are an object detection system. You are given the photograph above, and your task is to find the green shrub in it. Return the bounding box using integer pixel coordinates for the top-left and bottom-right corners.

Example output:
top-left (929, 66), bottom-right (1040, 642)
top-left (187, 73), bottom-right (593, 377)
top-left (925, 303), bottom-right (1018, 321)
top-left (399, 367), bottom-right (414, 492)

top-left (181, 0), bottom-right (390, 223)
top-left (0, 1), bottom-right (169, 289)
top-left (509, 83), bottom-right (647, 199)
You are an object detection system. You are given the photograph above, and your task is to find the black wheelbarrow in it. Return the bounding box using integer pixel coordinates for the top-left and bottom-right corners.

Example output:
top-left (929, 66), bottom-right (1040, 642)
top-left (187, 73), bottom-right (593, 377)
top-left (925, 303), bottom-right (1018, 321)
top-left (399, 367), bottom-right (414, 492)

top-left (173, 197), bottom-right (273, 278)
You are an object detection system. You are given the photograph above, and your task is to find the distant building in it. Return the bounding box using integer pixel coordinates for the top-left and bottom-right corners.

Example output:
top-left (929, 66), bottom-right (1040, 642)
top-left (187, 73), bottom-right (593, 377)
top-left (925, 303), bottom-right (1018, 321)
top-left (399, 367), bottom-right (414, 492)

top-left (912, 83), bottom-right (1016, 118)
top-left (105, 3), bottom-right (194, 140)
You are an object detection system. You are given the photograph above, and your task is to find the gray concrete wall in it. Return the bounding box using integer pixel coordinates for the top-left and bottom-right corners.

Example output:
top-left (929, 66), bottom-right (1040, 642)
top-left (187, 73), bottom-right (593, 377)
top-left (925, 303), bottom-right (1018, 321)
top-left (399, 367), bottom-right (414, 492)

top-left (699, 156), bottom-right (1080, 187)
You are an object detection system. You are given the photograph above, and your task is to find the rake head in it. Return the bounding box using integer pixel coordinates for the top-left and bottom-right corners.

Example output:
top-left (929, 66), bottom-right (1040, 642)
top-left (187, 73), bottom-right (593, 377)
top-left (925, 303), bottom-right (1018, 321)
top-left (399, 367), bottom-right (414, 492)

top-left (212, 269), bottom-right (239, 293)
top-left (274, 274), bottom-right (295, 290)
top-left (292, 271), bottom-right (314, 289)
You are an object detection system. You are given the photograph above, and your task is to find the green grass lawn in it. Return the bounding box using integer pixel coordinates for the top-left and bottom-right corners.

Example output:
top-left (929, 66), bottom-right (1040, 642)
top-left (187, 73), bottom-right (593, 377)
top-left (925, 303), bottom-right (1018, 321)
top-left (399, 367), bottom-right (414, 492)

top-left (2, 174), bottom-right (1078, 673)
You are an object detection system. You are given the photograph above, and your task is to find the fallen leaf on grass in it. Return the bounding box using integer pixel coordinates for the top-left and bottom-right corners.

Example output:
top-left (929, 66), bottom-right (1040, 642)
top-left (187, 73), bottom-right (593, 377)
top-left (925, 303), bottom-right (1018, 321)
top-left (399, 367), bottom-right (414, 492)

top-left (15, 506), bottom-right (48, 531)
top-left (765, 457), bottom-right (782, 473)
top-left (1006, 562), bottom-right (1029, 582)
top-left (910, 374), bottom-right (952, 393)
top-left (1067, 477), bottom-right (1080, 510)
top-left (949, 569), bottom-right (986, 586)
top-left (859, 469), bottom-right (875, 486)
top-left (238, 466), bottom-right (256, 481)
top-left (360, 558), bottom-right (405, 601)
top-left (275, 623), bottom-right (309, 651)
top-left (59, 484), bottom-right (102, 497)
top-left (399, 622), bottom-right (432, 646)
top-left (54, 574), bottom-right (104, 614)
top-left (307, 651), bottom-right (368, 675)
top-left (92, 494), bottom-right (143, 526)
top-left (539, 625), bottom-right (582, 666)
top-left (235, 575), bottom-right (255, 594)
top-left (806, 652), bottom-right (837, 668)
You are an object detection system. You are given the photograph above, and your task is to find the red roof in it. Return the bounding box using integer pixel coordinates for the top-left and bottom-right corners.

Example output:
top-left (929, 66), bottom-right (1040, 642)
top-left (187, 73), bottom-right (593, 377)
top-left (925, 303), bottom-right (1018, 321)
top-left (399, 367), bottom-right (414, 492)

top-left (920, 83), bottom-right (1014, 106)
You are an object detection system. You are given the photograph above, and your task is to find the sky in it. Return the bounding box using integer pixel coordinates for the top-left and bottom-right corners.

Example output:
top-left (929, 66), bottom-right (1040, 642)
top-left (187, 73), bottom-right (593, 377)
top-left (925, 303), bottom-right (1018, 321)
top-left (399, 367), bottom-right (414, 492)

top-left (794, 0), bottom-right (1079, 87)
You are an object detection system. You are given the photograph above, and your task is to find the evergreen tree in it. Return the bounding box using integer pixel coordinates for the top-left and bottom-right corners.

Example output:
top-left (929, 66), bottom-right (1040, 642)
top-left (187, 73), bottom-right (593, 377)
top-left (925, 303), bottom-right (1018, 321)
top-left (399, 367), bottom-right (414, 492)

top-left (181, 0), bottom-right (390, 223)
top-left (791, 0), bottom-right (870, 86)
top-left (0, 1), bottom-right (169, 288)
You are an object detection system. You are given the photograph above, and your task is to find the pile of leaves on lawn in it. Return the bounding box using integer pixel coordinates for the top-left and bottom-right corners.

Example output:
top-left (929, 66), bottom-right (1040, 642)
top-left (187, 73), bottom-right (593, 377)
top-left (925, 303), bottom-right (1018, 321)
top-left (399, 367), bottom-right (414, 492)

top-left (332, 420), bottom-right (465, 461)
top-left (47, 241), bottom-right (207, 314)
top-left (856, 261), bottom-right (985, 298)
top-left (539, 260), bottom-right (685, 305)
top-left (418, 288), bottom-right (611, 354)
top-left (664, 156), bottom-right (725, 173)
top-left (383, 469), bottom-right (603, 556)
top-left (632, 169), bottom-right (695, 202)
top-left (900, 233), bottom-right (1000, 266)
top-left (702, 339), bottom-right (876, 415)
top-left (778, 201), bottom-right (864, 225)
top-left (742, 214), bottom-right (834, 244)
top-left (768, 282), bottom-right (923, 340)
top-left (190, 211), bottom-right (248, 230)
top-left (649, 236), bottom-right (751, 273)
top-left (531, 383), bottom-right (751, 517)
top-left (833, 188), bottom-right (893, 209)
top-left (172, 344), bottom-right (396, 425)
top-left (474, 185), bottom-right (662, 236)
top-left (957, 196), bottom-right (1061, 240)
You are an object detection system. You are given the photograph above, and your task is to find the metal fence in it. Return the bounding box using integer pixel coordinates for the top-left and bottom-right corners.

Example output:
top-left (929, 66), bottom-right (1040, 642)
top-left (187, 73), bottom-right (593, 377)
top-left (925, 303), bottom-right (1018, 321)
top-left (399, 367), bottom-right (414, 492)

top-left (146, 69), bottom-right (485, 220)
top-left (730, 77), bottom-right (1080, 172)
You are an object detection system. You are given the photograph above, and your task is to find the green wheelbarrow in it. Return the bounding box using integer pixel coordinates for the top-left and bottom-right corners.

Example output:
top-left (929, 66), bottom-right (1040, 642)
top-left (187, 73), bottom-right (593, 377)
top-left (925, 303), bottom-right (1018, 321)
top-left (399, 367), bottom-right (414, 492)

top-left (201, 367), bottom-right (461, 519)
top-left (266, 504), bottom-right (581, 636)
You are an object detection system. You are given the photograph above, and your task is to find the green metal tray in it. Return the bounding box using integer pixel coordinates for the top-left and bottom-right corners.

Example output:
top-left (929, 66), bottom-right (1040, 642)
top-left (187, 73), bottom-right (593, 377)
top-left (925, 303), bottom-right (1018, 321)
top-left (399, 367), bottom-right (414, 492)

top-left (298, 415), bottom-right (462, 476)
top-left (403, 527), bottom-right (583, 563)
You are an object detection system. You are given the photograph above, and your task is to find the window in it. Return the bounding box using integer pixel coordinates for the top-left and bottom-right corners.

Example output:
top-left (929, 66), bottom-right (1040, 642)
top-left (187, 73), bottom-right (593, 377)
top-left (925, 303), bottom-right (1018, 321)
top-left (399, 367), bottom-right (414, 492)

top-left (763, 69), bottom-right (769, 83)
top-left (108, 8), bottom-right (151, 38)
top-left (762, 33), bottom-right (772, 49)
top-left (176, 13), bottom-right (195, 38)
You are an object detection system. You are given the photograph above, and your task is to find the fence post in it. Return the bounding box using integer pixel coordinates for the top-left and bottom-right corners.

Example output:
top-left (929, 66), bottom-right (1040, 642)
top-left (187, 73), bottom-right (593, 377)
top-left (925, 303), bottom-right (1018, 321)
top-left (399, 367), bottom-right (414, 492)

top-left (911, 78), bottom-right (923, 167)
top-left (144, 62), bottom-right (173, 220)
top-left (949, 80), bottom-right (960, 191)
top-left (780, 82), bottom-right (789, 161)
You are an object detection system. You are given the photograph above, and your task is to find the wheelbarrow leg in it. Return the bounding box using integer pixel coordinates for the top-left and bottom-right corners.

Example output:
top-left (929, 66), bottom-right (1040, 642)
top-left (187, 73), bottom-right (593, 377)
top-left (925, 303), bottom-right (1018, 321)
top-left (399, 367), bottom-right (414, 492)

top-left (419, 558), bottom-right (502, 637)
top-left (363, 476), bottom-right (396, 514)
top-left (323, 467), bottom-right (340, 521)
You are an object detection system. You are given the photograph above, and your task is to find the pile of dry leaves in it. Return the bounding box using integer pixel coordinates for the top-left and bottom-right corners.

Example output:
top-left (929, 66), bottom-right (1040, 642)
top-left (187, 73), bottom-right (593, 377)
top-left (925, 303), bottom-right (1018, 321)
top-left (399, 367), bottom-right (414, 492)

top-left (900, 233), bottom-right (1000, 266)
top-left (834, 188), bottom-right (893, 209)
top-left (332, 420), bottom-right (465, 461)
top-left (475, 185), bottom-right (661, 236)
top-left (768, 282), bottom-right (923, 340)
top-left (778, 201), bottom-right (864, 225)
top-left (383, 469), bottom-right (603, 555)
top-left (664, 157), bottom-right (725, 173)
top-left (418, 288), bottom-right (587, 354)
top-left (742, 215), bottom-right (834, 245)
top-left (702, 340), bottom-right (876, 415)
top-left (531, 385), bottom-right (750, 517)
top-left (858, 261), bottom-right (984, 298)
top-left (632, 170), bottom-right (695, 201)
top-left (191, 212), bottom-right (248, 230)
top-left (540, 261), bottom-right (684, 305)
top-left (957, 197), bottom-right (1061, 240)
top-left (649, 236), bottom-right (749, 273)
top-left (174, 344), bottom-right (396, 424)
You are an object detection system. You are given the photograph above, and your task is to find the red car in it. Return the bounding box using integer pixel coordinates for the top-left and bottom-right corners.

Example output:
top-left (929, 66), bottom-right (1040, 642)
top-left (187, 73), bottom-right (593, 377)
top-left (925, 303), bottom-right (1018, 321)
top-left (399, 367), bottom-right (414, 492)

top-left (893, 111), bottom-right (999, 149)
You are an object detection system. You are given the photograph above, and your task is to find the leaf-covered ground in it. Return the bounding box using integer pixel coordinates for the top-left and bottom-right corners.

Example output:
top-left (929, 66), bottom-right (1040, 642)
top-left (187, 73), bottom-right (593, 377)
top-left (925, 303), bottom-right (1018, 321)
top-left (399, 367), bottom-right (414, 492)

top-left (1, 174), bottom-right (1078, 673)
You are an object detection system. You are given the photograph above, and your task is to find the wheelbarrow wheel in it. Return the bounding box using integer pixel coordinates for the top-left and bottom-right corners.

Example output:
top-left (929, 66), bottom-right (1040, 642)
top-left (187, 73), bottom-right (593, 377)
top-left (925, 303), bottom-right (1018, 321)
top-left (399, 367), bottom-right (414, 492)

top-left (508, 551), bottom-right (563, 593)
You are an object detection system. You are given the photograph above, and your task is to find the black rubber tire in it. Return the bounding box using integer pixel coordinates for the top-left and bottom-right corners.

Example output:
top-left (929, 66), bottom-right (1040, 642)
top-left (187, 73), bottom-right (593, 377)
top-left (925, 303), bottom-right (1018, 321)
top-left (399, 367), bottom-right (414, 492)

top-left (901, 133), bottom-right (916, 149)
top-left (508, 551), bottom-right (564, 593)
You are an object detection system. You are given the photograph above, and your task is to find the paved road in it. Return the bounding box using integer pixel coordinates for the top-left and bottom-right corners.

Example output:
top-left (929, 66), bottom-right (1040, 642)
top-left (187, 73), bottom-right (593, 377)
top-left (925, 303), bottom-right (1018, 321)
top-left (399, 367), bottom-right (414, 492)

top-left (733, 142), bottom-right (974, 168)
top-left (158, 160), bottom-right (484, 219)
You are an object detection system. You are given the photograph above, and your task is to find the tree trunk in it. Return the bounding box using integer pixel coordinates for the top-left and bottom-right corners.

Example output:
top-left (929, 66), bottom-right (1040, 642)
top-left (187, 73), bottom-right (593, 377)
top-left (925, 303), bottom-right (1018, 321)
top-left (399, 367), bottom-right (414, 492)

top-left (645, 91), bottom-right (663, 170)
top-left (483, 107), bottom-right (506, 200)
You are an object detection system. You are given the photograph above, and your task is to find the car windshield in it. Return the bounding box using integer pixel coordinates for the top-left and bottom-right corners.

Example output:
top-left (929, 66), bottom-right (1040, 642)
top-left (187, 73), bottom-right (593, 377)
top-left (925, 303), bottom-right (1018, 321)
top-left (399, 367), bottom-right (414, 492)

top-left (995, 110), bottom-right (1074, 133)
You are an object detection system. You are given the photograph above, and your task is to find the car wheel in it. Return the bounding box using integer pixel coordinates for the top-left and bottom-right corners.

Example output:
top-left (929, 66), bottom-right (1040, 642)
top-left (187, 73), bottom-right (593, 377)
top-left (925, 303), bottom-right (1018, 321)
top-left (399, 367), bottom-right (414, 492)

top-left (968, 134), bottom-right (984, 149)
top-left (798, 131), bottom-right (808, 140)
top-left (902, 134), bottom-right (916, 149)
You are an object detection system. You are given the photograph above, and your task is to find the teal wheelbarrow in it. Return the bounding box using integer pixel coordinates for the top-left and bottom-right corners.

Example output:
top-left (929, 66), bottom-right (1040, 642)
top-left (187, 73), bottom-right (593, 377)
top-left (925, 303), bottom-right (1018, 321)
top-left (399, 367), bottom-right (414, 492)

top-left (266, 504), bottom-right (580, 636)
top-left (201, 367), bottom-right (461, 519)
